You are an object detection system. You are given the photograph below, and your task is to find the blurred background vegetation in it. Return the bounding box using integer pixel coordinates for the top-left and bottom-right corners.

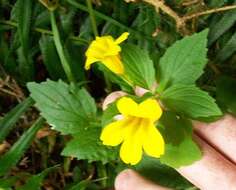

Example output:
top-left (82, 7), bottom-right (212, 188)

top-left (0, 0), bottom-right (236, 189)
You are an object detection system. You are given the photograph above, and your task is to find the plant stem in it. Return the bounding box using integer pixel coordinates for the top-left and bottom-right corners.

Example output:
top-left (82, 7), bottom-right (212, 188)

top-left (96, 162), bottom-right (107, 188)
top-left (183, 4), bottom-right (236, 21)
top-left (86, 0), bottom-right (98, 37)
top-left (0, 20), bottom-right (89, 45)
top-left (50, 11), bottom-right (75, 82)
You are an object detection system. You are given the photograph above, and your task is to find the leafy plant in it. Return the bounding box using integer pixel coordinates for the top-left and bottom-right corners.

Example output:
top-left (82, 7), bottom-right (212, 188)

top-left (1, 0), bottom-right (236, 189)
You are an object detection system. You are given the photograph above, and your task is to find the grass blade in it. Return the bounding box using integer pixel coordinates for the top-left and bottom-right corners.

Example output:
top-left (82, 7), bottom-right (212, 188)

top-left (0, 117), bottom-right (45, 176)
top-left (0, 97), bottom-right (34, 143)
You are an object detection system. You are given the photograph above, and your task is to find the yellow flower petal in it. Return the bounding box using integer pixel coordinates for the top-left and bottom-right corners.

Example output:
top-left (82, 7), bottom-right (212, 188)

top-left (115, 32), bottom-right (130, 44)
top-left (117, 97), bottom-right (162, 120)
top-left (119, 117), bottom-right (143, 165)
top-left (95, 36), bottom-right (121, 56)
top-left (85, 57), bottom-right (99, 70)
top-left (100, 120), bottom-right (125, 146)
top-left (85, 33), bottom-right (128, 73)
top-left (120, 133), bottom-right (143, 165)
top-left (122, 117), bottom-right (141, 139)
top-left (104, 38), bottom-right (121, 56)
top-left (102, 55), bottom-right (124, 74)
top-left (100, 116), bottom-right (137, 146)
top-left (117, 97), bottom-right (138, 116)
top-left (138, 99), bottom-right (163, 120)
top-left (142, 120), bottom-right (165, 158)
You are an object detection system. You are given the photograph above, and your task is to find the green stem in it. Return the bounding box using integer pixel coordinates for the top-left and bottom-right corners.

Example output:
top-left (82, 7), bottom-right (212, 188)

top-left (0, 20), bottom-right (89, 45)
top-left (96, 162), bottom-right (107, 188)
top-left (86, 0), bottom-right (98, 37)
top-left (104, 72), bottom-right (112, 93)
top-left (63, 157), bottom-right (71, 173)
top-left (50, 11), bottom-right (75, 82)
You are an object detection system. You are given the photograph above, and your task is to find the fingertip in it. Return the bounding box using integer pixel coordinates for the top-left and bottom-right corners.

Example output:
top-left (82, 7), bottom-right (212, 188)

top-left (115, 169), bottom-right (170, 190)
top-left (115, 169), bottom-right (134, 190)
top-left (103, 91), bottom-right (127, 110)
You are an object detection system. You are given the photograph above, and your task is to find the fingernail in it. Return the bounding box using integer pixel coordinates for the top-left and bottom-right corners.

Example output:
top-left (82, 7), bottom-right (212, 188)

top-left (115, 169), bottom-right (133, 190)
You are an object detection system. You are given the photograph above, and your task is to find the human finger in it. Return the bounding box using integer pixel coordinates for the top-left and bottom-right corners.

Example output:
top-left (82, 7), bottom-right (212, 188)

top-left (115, 169), bottom-right (171, 190)
top-left (194, 114), bottom-right (236, 164)
top-left (177, 135), bottom-right (236, 190)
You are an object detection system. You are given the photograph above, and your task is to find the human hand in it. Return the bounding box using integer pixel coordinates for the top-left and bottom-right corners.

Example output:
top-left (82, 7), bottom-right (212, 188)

top-left (115, 114), bottom-right (236, 190)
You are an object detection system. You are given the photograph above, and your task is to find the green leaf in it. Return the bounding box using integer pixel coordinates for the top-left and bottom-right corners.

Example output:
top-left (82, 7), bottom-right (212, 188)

top-left (27, 80), bottom-right (97, 134)
top-left (130, 4), bottom-right (161, 61)
top-left (39, 35), bottom-right (66, 80)
top-left (0, 176), bottom-right (18, 189)
top-left (98, 64), bottom-right (133, 93)
top-left (16, 0), bottom-right (32, 53)
top-left (216, 76), bottom-right (236, 115)
top-left (64, 42), bottom-right (86, 82)
top-left (159, 112), bottom-right (192, 145)
top-left (208, 7), bottom-right (236, 45)
top-left (158, 113), bottom-right (201, 168)
top-left (121, 44), bottom-right (155, 89)
top-left (50, 11), bottom-right (75, 82)
top-left (0, 117), bottom-right (44, 176)
top-left (215, 31), bottom-right (236, 62)
top-left (0, 97), bottom-right (34, 143)
top-left (16, 166), bottom-right (59, 190)
top-left (69, 179), bottom-right (90, 190)
top-left (157, 29), bottom-right (208, 91)
top-left (160, 136), bottom-right (202, 168)
top-left (135, 156), bottom-right (194, 189)
top-left (62, 127), bottom-right (117, 164)
top-left (12, 0), bottom-right (34, 81)
top-left (160, 84), bottom-right (222, 119)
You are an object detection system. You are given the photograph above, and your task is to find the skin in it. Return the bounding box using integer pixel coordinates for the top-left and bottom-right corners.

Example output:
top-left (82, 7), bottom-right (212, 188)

top-left (115, 115), bottom-right (236, 190)
top-left (103, 91), bottom-right (236, 190)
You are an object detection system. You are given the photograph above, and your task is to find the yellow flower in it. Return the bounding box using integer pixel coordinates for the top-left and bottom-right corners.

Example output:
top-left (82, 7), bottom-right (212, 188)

top-left (100, 97), bottom-right (165, 165)
top-left (85, 32), bottom-right (129, 74)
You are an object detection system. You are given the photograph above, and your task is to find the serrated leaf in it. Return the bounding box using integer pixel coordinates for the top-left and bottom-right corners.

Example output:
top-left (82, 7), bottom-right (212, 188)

top-left (135, 156), bottom-right (193, 189)
top-left (0, 97), bottom-right (34, 143)
top-left (160, 84), bottom-right (222, 119)
top-left (16, 165), bottom-right (59, 190)
top-left (160, 136), bottom-right (201, 168)
top-left (157, 29), bottom-right (208, 91)
top-left (0, 117), bottom-right (44, 176)
top-left (216, 76), bottom-right (236, 115)
top-left (27, 80), bottom-right (97, 134)
top-left (62, 127), bottom-right (117, 164)
top-left (121, 44), bottom-right (155, 89)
